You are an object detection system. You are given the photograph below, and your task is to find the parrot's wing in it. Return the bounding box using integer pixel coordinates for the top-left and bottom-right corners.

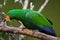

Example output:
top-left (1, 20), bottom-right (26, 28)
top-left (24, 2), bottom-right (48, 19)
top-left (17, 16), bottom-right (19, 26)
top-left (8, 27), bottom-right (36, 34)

top-left (25, 12), bottom-right (52, 27)
top-left (25, 12), bottom-right (56, 36)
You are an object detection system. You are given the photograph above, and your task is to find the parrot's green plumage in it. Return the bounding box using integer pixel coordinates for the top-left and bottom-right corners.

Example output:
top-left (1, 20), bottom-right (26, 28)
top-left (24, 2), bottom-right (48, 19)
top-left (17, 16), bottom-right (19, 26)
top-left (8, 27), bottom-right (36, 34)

top-left (6, 9), bottom-right (56, 36)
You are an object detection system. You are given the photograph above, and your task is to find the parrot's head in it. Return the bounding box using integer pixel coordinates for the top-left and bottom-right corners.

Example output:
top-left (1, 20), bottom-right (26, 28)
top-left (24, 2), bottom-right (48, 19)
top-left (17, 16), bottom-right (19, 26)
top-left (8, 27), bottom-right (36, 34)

top-left (6, 15), bottom-right (11, 22)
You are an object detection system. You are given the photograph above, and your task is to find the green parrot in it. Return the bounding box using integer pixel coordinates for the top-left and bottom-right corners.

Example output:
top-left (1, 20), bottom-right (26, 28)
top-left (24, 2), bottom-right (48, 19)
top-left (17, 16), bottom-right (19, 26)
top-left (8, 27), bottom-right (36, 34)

top-left (6, 9), bottom-right (56, 36)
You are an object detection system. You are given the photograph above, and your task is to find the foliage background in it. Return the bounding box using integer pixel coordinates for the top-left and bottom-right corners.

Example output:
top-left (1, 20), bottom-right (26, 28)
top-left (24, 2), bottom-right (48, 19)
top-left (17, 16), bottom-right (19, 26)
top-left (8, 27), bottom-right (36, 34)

top-left (0, 0), bottom-right (60, 40)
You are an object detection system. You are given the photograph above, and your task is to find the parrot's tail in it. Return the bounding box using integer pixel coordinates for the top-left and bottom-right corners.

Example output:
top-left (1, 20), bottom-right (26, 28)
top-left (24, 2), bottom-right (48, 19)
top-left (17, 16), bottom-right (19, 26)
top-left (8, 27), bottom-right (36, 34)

top-left (38, 26), bottom-right (56, 36)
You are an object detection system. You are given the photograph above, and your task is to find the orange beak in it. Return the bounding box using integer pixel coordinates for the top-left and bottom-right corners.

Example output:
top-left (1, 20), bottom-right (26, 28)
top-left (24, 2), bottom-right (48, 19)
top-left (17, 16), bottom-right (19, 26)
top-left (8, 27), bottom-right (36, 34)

top-left (6, 15), bottom-right (10, 21)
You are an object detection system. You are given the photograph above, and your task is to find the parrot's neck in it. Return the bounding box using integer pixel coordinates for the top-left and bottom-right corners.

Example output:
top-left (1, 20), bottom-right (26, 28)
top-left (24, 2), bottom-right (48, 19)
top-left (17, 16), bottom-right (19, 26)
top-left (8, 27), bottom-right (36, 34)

top-left (8, 9), bottom-right (30, 20)
top-left (7, 9), bottom-right (37, 20)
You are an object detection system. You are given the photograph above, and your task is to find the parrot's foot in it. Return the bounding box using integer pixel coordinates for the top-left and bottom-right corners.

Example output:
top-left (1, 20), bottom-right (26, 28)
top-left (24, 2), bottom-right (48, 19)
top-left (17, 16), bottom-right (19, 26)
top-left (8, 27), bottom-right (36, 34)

top-left (32, 30), bottom-right (36, 35)
top-left (21, 27), bottom-right (27, 31)
top-left (32, 30), bottom-right (39, 35)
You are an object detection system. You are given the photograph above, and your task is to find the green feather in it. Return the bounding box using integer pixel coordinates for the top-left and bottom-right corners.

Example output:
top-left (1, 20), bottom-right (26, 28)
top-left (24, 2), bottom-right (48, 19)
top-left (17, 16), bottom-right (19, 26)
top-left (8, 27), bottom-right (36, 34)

top-left (7, 9), bottom-right (52, 29)
top-left (25, 10), bottom-right (52, 27)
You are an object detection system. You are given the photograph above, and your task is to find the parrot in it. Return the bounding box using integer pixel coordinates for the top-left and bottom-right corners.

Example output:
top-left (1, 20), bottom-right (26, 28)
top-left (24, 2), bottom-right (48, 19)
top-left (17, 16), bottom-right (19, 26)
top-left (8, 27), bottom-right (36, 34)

top-left (6, 9), bottom-right (56, 36)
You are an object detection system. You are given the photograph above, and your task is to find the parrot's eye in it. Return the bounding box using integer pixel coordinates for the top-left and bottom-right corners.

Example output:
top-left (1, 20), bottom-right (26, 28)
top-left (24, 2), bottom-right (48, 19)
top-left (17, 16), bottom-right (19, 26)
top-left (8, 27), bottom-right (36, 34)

top-left (6, 16), bottom-right (10, 21)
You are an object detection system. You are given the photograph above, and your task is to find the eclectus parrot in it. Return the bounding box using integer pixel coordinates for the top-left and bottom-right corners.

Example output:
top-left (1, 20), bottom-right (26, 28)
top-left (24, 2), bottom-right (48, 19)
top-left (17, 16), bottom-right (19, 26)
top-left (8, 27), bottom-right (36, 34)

top-left (6, 9), bottom-right (56, 36)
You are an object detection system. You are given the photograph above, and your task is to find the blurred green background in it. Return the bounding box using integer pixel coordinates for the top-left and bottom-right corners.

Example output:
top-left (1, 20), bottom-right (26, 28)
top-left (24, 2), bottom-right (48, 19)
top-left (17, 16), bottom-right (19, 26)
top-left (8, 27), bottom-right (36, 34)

top-left (0, 0), bottom-right (60, 40)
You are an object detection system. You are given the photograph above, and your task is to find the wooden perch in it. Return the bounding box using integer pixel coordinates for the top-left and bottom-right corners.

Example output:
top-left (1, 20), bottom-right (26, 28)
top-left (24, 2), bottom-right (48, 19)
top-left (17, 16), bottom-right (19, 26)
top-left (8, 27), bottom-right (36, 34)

top-left (0, 26), bottom-right (60, 40)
